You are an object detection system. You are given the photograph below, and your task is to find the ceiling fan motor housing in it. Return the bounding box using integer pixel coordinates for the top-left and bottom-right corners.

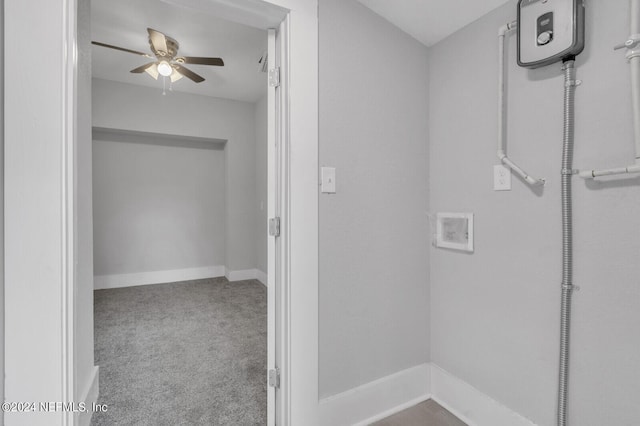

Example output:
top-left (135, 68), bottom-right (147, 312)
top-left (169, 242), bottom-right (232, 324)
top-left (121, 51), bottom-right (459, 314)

top-left (151, 35), bottom-right (179, 59)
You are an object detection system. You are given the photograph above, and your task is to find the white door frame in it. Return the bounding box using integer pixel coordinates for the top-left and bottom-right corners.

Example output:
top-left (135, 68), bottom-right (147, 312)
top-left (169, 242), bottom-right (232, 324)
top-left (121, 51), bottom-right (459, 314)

top-left (266, 26), bottom-right (277, 425)
top-left (3, 0), bottom-right (318, 425)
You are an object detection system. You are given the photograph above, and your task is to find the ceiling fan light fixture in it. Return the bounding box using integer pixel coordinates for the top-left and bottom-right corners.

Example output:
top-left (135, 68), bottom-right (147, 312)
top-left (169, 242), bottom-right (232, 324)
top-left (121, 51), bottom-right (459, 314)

top-left (144, 63), bottom-right (159, 80)
top-left (170, 70), bottom-right (184, 83)
top-left (94, 28), bottom-right (222, 84)
top-left (157, 60), bottom-right (173, 77)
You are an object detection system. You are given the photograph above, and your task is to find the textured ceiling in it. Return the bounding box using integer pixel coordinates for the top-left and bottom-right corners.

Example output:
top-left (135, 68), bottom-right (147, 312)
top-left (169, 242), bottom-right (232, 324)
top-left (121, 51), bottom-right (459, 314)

top-left (92, 0), bottom-right (267, 102)
top-left (357, 0), bottom-right (513, 46)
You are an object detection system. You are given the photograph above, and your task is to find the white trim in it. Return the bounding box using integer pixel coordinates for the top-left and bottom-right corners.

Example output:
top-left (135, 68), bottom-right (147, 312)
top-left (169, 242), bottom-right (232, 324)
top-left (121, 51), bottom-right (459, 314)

top-left (94, 266), bottom-right (226, 289)
top-left (318, 363), bottom-right (431, 426)
top-left (316, 363), bottom-right (537, 426)
top-left (266, 26), bottom-right (278, 426)
top-left (62, 1), bottom-right (77, 424)
top-left (256, 269), bottom-right (268, 286)
top-left (225, 268), bottom-right (263, 282)
top-left (430, 364), bottom-right (537, 426)
top-left (77, 366), bottom-right (99, 426)
top-left (94, 266), bottom-right (271, 289)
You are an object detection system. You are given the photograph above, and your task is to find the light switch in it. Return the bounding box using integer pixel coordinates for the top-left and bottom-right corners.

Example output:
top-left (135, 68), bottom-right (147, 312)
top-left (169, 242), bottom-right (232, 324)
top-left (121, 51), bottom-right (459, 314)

top-left (321, 167), bottom-right (336, 193)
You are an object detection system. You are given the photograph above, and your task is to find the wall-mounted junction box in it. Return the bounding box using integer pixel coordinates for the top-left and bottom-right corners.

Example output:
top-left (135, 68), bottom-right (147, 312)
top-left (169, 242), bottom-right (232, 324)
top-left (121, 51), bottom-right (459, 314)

top-left (517, 0), bottom-right (585, 68)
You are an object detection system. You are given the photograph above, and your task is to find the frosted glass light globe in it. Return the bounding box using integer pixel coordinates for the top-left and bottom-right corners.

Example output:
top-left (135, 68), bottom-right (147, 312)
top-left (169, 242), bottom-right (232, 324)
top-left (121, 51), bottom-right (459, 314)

top-left (157, 61), bottom-right (172, 77)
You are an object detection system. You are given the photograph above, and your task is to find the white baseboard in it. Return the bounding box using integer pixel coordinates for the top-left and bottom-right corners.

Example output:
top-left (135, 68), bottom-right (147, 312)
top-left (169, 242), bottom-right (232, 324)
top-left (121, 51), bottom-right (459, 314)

top-left (94, 266), bottom-right (225, 289)
top-left (225, 268), bottom-right (263, 282)
top-left (430, 364), bottom-right (537, 426)
top-left (77, 366), bottom-right (99, 426)
top-left (255, 269), bottom-right (267, 286)
top-left (318, 363), bottom-right (536, 426)
top-left (319, 363), bottom-right (431, 426)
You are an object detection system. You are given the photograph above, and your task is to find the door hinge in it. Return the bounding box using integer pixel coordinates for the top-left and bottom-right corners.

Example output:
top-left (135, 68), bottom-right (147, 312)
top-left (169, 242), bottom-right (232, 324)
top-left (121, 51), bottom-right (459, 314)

top-left (268, 368), bottom-right (280, 388)
top-left (268, 67), bottom-right (280, 88)
top-left (269, 217), bottom-right (281, 237)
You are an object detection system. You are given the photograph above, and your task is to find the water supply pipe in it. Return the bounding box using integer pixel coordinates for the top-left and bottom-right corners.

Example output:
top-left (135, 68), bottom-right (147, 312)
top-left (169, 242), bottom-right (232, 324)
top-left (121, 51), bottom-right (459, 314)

top-left (498, 21), bottom-right (546, 186)
top-left (579, 0), bottom-right (640, 178)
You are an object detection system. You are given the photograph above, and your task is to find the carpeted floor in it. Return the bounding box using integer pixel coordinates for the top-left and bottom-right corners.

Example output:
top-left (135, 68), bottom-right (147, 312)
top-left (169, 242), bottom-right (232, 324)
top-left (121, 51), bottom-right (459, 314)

top-left (91, 277), bottom-right (267, 426)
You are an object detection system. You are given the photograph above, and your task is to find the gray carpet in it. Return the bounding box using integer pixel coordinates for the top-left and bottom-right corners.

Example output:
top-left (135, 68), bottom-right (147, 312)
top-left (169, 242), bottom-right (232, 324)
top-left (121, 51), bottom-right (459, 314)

top-left (91, 277), bottom-right (267, 426)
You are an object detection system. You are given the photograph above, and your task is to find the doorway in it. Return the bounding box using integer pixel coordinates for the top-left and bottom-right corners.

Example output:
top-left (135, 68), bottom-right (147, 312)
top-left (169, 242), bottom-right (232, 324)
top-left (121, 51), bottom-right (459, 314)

top-left (3, 0), bottom-right (318, 424)
top-left (89, 1), bottom-right (275, 424)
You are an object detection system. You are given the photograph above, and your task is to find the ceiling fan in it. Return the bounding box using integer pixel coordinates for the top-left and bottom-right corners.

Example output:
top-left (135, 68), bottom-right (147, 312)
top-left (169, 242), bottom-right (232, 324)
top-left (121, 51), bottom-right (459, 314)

top-left (92, 28), bottom-right (224, 83)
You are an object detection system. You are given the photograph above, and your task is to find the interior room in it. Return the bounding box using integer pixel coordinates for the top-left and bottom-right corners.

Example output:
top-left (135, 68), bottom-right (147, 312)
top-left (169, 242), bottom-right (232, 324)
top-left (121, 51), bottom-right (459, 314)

top-left (3, 0), bottom-right (640, 426)
top-left (89, 0), bottom-right (269, 424)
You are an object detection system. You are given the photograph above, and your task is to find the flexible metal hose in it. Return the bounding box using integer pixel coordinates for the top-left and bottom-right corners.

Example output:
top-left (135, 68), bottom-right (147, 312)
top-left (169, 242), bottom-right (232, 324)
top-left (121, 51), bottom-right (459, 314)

top-left (558, 59), bottom-right (577, 426)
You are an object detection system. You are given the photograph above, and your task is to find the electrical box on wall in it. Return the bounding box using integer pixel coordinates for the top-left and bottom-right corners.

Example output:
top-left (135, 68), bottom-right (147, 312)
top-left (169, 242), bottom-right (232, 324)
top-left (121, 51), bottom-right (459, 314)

top-left (517, 0), bottom-right (585, 68)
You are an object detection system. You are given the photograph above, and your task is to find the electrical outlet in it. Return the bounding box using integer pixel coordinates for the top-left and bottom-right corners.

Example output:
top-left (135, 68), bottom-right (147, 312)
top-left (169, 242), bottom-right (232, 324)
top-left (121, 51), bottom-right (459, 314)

top-left (494, 165), bottom-right (511, 191)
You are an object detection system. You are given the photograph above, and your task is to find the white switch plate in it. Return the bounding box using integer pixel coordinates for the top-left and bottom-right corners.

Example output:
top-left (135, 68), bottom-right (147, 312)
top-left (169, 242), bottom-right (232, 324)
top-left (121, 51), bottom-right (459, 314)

top-left (321, 167), bottom-right (336, 193)
top-left (494, 165), bottom-right (511, 191)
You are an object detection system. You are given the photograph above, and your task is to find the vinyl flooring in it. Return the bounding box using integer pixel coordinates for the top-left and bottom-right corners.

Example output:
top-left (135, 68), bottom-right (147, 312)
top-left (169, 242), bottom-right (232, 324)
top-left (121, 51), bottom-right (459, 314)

top-left (370, 400), bottom-right (467, 426)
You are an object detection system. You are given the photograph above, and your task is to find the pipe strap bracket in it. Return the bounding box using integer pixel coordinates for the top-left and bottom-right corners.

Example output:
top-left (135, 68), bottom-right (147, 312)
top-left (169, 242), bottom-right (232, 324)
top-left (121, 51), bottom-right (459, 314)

top-left (561, 283), bottom-right (580, 291)
top-left (561, 168), bottom-right (578, 175)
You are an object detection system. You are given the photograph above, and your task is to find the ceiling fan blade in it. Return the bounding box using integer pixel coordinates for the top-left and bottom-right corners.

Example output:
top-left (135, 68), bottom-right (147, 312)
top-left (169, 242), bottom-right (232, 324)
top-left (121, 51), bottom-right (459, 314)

top-left (130, 62), bottom-right (157, 74)
top-left (147, 28), bottom-right (169, 56)
top-left (92, 41), bottom-right (150, 57)
top-left (180, 56), bottom-right (224, 66)
top-left (173, 64), bottom-right (205, 83)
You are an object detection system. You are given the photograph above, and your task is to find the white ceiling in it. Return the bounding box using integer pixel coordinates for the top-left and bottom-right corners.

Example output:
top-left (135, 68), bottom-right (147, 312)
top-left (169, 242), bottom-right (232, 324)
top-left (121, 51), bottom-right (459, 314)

top-left (357, 0), bottom-right (513, 47)
top-left (93, 0), bottom-right (513, 101)
top-left (91, 0), bottom-right (267, 103)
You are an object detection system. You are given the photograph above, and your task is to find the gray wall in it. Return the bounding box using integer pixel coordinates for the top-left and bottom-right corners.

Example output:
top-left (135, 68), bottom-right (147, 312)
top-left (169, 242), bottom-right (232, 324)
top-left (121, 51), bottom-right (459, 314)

top-left (319, 0), bottom-right (430, 398)
top-left (93, 134), bottom-right (226, 276)
top-left (93, 78), bottom-right (257, 274)
top-left (76, 0), bottom-right (96, 409)
top-left (255, 95), bottom-right (268, 275)
top-left (429, 1), bottom-right (640, 424)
